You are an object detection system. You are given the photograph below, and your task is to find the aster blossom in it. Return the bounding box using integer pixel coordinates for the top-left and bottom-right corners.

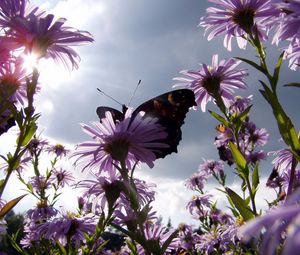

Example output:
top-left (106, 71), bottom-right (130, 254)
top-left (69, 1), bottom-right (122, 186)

top-left (120, 222), bottom-right (179, 254)
top-left (272, 1), bottom-right (300, 70)
top-left (0, 57), bottom-right (28, 105)
top-left (2, 13), bottom-right (93, 69)
top-left (0, 0), bottom-right (42, 30)
top-left (200, 0), bottom-right (280, 51)
top-left (239, 188), bottom-right (300, 255)
top-left (37, 213), bottom-right (96, 248)
top-left (72, 110), bottom-right (169, 174)
top-left (174, 54), bottom-right (248, 112)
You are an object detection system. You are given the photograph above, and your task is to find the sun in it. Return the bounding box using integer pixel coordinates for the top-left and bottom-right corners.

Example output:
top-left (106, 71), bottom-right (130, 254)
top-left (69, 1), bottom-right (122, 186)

top-left (21, 53), bottom-right (73, 89)
top-left (22, 53), bottom-right (39, 72)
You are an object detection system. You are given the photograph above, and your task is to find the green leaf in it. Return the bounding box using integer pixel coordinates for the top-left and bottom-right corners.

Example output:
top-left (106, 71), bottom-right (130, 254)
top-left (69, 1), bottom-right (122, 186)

top-left (236, 105), bottom-right (252, 122)
top-left (235, 57), bottom-right (268, 75)
top-left (21, 122), bottom-right (37, 146)
top-left (272, 52), bottom-right (284, 89)
top-left (208, 110), bottom-right (228, 124)
top-left (245, 196), bottom-right (251, 206)
top-left (252, 163), bottom-right (260, 190)
top-left (283, 82), bottom-right (300, 88)
top-left (229, 142), bottom-right (249, 178)
top-left (95, 240), bottom-right (110, 253)
top-left (225, 187), bottom-right (254, 221)
top-left (0, 194), bottom-right (27, 219)
top-left (259, 81), bottom-right (300, 151)
top-left (55, 240), bottom-right (67, 255)
top-left (0, 179), bottom-right (4, 190)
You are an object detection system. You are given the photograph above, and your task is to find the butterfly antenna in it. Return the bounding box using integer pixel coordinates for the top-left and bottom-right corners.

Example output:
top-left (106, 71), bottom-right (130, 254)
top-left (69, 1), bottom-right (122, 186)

top-left (97, 88), bottom-right (123, 106)
top-left (128, 79), bottom-right (141, 107)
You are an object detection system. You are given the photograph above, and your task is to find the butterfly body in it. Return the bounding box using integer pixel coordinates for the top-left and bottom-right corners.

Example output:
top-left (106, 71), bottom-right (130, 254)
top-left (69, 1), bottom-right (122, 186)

top-left (96, 89), bottom-right (196, 159)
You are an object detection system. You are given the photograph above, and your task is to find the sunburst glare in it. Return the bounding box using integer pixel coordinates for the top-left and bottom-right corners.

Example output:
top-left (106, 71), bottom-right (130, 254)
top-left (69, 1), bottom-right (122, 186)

top-left (22, 53), bottom-right (39, 72)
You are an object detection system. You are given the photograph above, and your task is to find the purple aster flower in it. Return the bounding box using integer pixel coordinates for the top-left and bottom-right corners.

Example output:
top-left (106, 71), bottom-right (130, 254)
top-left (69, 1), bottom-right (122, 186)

top-left (26, 201), bottom-right (57, 222)
top-left (77, 170), bottom-right (122, 213)
top-left (176, 223), bottom-right (200, 252)
top-left (0, 0), bottom-right (42, 30)
top-left (77, 196), bottom-right (93, 213)
top-left (246, 150), bottom-right (267, 164)
top-left (26, 136), bottom-right (49, 155)
top-left (219, 223), bottom-right (240, 252)
top-left (123, 178), bottom-right (156, 205)
top-left (0, 58), bottom-right (28, 105)
top-left (186, 194), bottom-right (213, 219)
top-left (72, 110), bottom-right (168, 174)
top-left (138, 222), bottom-right (179, 254)
top-left (38, 213), bottom-right (96, 248)
top-left (2, 13), bottom-right (93, 69)
top-left (200, 0), bottom-right (280, 51)
top-left (120, 223), bottom-right (178, 254)
top-left (239, 188), bottom-right (300, 255)
top-left (244, 123), bottom-right (269, 147)
top-left (284, 40), bottom-right (300, 70)
top-left (51, 168), bottom-right (74, 188)
top-left (45, 143), bottom-right (69, 158)
top-left (195, 230), bottom-right (220, 254)
top-left (281, 168), bottom-right (300, 191)
top-left (229, 95), bottom-right (253, 115)
top-left (173, 55), bottom-right (248, 112)
top-left (210, 209), bottom-right (234, 225)
top-left (199, 159), bottom-right (225, 176)
top-left (272, 1), bottom-right (300, 70)
top-left (0, 43), bottom-right (12, 65)
top-left (29, 175), bottom-right (51, 192)
top-left (113, 204), bottom-right (157, 227)
top-left (185, 171), bottom-right (208, 191)
top-left (272, 0), bottom-right (300, 45)
top-left (269, 148), bottom-right (294, 173)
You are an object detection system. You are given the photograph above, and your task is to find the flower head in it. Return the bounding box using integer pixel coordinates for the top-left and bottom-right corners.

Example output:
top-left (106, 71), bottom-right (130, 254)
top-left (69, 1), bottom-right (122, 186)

top-left (272, 0), bottom-right (300, 45)
top-left (239, 188), bottom-right (300, 255)
top-left (0, 58), bottom-right (28, 105)
top-left (269, 148), bottom-right (294, 173)
top-left (2, 13), bottom-right (93, 69)
top-left (38, 213), bottom-right (96, 248)
top-left (51, 168), bottom-right (74, 188)
top-left (229, 95), bottom-right (252, 115)
top-left (45, 143), bottom-right (69, 158)
top-left (185, 171), bottom-right (208, 191)
top-left (199, 159), bottom-right (225, 176)
top-left (200, 0), bottom-right (280, 51)
top-left (174, 55), bottom-right (247, 112)
top-left (72, 110), bottom-right (168, 174)
top-left (272, 1), bottom-right (300, 70)
top-left (0, 0), bottom-right (42, 29)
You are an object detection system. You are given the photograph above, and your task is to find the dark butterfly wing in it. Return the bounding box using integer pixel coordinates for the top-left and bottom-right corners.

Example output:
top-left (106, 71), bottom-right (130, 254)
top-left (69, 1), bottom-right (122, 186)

top-left (132, 89), bottom-right (196, 159)
top-left (96, 106), bottom-right (124, 122)
top-left (0, 116), bottom-right (15, 136)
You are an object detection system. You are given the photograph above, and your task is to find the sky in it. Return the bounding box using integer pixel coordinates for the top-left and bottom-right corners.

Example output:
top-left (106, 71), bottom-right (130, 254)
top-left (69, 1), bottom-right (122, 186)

top-left (1, 0), bottom-right (300, 226)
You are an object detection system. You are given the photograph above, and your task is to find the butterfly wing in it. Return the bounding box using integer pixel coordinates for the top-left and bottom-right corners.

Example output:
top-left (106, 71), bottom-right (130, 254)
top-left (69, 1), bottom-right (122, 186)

top-left (132, 89), bottom-right (196, 159)
top-left (96, 106), bottom-right (124, 122)
top-left (0, 115), bottom-right (15, 136)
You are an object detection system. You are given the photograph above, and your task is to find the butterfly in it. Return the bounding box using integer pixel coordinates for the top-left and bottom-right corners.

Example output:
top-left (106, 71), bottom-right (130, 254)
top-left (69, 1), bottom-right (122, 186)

top-left (96, 89), bottom-right (196, 159)
top-left (215, 123), bottom-right (226, 133)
